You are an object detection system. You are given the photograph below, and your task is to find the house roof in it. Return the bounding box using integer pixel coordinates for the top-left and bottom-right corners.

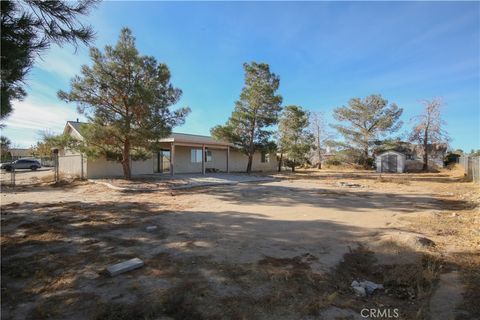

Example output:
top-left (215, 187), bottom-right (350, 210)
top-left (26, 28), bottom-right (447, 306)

top-left (63, 121), bottom-right (232, 146)
top-left (158, 133), bottom-right (232, 146)
top-left (64, 120), bottom-right (87, 136)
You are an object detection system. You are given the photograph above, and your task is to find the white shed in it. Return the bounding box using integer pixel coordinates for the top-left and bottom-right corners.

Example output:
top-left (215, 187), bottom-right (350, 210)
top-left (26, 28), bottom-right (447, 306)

top-left (376, 151), bottom-right (406, 173)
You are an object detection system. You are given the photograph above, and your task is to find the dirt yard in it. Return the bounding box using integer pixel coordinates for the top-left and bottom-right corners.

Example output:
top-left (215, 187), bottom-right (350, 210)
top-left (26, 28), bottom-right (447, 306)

top-left (1, 167), bottom-right (478, 319)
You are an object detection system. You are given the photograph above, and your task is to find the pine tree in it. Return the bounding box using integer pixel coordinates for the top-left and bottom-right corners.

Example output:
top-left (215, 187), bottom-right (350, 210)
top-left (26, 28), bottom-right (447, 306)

top-left (1, 0), bottom-right (98, 120)
top-left (58, 28), bottom-right (190, 179)
top-left (332, 94), bottom-right (403, 168)
top-left (211, 62), bottom-right (282, 173)
top-left (278, 105), bottom-right (313, 172)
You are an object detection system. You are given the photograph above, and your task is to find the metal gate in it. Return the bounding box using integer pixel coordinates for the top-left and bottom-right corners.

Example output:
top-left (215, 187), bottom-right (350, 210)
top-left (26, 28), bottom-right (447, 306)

top-left (381, 154), bottom-right (398, 173)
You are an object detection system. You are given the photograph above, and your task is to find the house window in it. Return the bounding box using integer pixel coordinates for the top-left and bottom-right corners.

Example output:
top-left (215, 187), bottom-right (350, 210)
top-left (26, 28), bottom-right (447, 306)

top-left (205, 150), bottom-right (212, 162)
top-left (261, 151), bottom-right (270, 163)
top-left (191, 149), bottom-right (213, 163)
top-left (191, 149), bottom-right (202, 163)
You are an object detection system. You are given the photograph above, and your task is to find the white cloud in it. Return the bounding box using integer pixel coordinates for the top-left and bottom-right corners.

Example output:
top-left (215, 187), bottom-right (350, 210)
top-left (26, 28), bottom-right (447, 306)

top-left (35, 45), bottom-right (90, 79)
top-left (1, 99), bottom-right (84, 147)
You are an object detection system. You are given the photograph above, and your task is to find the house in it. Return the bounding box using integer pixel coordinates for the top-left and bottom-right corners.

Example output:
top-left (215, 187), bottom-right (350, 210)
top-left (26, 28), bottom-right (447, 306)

top-left (376, 151), bottom-right (406, 173)
top-left (59, 121), bottom-right (278, 178)
top-left (9, 148), bottom-right (35, 159)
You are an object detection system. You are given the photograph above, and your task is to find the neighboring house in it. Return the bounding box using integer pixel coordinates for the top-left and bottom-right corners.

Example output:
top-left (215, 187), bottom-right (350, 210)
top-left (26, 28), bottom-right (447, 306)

top-left (59, 121), bottom-right (278, 178)
top-left (9, 148), bottom-right (34, 159)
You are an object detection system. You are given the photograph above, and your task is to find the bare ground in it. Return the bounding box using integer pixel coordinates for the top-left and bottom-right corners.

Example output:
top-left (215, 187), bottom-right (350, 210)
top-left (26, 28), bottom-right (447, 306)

top-left (1, 166), bottom-right (478, 319)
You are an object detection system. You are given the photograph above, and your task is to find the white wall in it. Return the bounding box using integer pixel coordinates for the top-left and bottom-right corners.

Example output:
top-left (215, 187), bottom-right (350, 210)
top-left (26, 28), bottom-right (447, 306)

top-left (59, 154), bottom-right (86, 178)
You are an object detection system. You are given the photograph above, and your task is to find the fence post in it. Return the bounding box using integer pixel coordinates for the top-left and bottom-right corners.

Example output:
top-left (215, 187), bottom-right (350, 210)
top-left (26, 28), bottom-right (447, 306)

top-left (52, 149), bottom-right (59, 183)
top-left (10, 165), bottom-right (15, 187)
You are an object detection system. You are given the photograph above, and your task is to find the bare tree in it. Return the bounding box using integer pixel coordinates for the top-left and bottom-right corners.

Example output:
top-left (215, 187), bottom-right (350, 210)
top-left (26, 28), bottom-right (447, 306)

top-left (309, 112), bottom-right (334, 169)
top-left (409, 98), bottom-right (449, 171)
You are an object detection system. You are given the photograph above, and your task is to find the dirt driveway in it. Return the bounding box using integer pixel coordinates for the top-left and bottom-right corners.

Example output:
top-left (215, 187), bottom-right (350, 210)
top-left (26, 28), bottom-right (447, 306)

top-left (1, 168), bottom-right (478, 319)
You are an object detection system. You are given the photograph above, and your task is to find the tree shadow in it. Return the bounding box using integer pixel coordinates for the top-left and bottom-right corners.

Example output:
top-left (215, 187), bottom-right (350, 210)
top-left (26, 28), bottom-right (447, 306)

top-left (1, 198), bottom-right (475, 319)
top-left (199, 183), bottom-right (470, 212)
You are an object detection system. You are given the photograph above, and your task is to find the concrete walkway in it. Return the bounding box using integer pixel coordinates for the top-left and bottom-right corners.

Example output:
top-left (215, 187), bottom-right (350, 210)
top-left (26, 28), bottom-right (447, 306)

top-left (166, 173), bottom-right (276, 189)
top-left (90, 173), bottom-right (276, 191)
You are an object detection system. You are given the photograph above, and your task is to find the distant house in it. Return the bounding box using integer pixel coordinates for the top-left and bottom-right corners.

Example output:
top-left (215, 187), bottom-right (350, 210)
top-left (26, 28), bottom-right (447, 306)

top-left (9, 148), bottom-right (34, 159)
top-left (59, 121), bottom-right (278, 178)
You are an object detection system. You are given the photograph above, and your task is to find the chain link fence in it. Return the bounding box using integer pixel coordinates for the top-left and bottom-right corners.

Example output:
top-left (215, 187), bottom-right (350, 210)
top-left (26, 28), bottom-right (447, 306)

top-left (460, 155), bottom-right (480, 184)
top-left (0, 166), bottom-right (55, 187)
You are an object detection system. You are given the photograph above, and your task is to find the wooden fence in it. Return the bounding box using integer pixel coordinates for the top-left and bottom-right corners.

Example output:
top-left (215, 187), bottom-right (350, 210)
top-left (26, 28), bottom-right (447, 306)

top-left (460, 156), bottom-right (480, 183)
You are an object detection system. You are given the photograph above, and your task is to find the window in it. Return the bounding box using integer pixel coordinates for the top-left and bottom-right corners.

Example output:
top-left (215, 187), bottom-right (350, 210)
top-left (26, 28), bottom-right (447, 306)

top-left (205, 150), bottom-right (212, 162)
top-left (191, 149), bottom-right (202, 163)
top-left (191, 149), bottom-right (213, 163)
top-left (261, 151), bottom-right (270, 163)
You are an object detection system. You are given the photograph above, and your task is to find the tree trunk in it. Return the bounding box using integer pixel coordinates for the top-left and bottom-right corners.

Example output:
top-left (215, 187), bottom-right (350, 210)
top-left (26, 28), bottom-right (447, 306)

top-left (246, 154), bottom-right (253, 174)
top-left (317, 133), bottom-right (322, 169)
top-left (121, 138), bottom-right (131, 179)
top-left (278, 153), bottom-right (282, 172)
top-left (363, 146), bottom-right (369, 169)
top-left (422, 130), bottom-right (429, 171)
top-left (291, 165), bottom-right (295, 172)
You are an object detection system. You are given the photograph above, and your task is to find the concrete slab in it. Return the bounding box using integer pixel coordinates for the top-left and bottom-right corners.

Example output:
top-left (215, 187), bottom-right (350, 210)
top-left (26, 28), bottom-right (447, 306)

top-left (169, 174), bottom-right (276, 189)
top-left (107, 258), bottom-right (144, 276)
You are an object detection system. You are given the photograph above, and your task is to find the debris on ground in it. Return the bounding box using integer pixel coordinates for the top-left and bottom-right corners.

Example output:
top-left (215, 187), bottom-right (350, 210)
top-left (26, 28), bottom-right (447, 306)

top-left (351, 279), bottom-right (384, 296)
top-left (107, 258), bottom-right (144, 276)
top-left (146, 225), bottom-right (158, 231)
top-left (336, 181), bottom-right (363, 188)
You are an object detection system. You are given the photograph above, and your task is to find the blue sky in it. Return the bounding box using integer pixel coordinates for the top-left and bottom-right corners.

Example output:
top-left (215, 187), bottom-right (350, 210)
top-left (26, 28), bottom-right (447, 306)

top-left (3, 1), bottom-right (479, 151)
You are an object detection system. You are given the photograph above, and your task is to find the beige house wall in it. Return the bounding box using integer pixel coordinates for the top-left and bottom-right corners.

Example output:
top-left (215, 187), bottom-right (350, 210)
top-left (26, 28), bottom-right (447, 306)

top-left (228, 150), bottom-right (277, 172)
top-left (86, 157), bottom-right (153, 179)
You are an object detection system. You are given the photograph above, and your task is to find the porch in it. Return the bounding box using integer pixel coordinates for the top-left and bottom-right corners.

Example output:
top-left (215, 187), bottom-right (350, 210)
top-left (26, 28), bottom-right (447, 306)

top-left (156, 133), bottom-right (233, 176)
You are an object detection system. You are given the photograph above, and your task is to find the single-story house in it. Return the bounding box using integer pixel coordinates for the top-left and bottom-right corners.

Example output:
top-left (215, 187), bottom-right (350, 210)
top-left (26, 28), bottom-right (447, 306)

top-left (376, 151), bottom-right (406, 173)
top-left (59, 121), bottom-right (278, 179)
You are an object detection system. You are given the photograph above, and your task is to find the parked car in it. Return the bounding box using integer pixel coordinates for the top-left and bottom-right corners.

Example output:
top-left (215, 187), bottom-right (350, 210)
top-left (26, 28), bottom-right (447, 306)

top-left (0, 159), bottom-right (42, 171)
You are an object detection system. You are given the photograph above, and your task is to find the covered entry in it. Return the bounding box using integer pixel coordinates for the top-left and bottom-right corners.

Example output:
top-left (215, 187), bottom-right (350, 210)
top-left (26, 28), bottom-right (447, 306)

top-left (157, 133), bottom-right (232, 176)
top-left (376, 151), bottom-right (406, 173)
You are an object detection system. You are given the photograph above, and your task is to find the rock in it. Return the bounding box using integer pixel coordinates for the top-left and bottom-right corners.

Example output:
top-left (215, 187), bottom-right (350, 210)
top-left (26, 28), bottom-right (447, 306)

top-left (351, 279), bottom-right (384, 296)
top-left (146, 225), bottom-right (158, 231)
top-left (352, 285), bottom-right (366, 297)
top-left (359, 280), bottom-right (384, 295)
top-left (451, 212), bottom-right (459, 217)
top-left (414, 236), bottom-right (436, 248)
top-left (107, 258), bottom-right (144, 276)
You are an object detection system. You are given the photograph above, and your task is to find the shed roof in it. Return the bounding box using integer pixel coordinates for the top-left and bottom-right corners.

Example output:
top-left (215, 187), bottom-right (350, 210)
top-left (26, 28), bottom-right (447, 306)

top-left (377, 150), bottom-right (406, 157)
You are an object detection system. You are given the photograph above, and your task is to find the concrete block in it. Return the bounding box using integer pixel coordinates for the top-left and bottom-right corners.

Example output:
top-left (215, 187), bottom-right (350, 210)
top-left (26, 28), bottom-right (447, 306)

top-left (107, 258), bottom-right (144, 276)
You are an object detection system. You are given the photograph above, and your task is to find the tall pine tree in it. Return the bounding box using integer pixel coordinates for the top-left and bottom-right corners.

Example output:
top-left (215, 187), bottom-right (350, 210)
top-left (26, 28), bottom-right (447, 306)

top-left (58, 28), bottom-right (190, 179)
top-left (211, 62), bottom-right (282, 173)
top-left (332, 94), bottom-right (403, 168)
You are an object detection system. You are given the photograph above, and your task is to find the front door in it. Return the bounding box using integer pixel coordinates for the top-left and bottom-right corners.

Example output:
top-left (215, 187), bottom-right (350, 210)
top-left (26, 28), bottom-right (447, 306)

top-left (154, 150), bottom-right (170, 173)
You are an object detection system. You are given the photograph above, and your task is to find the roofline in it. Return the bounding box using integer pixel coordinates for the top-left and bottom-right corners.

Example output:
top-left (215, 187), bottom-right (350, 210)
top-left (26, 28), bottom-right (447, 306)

top-left (64, 121), bottom-right (84, 137)
top-left (63, 122), bottom-right (232, 146)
